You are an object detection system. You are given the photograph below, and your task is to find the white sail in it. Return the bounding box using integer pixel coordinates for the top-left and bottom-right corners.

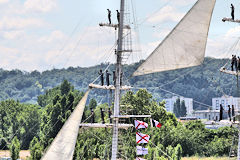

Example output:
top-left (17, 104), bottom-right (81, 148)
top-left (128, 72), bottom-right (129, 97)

top-left (41, 90), bottom-right (90, 160)
top-left (133, 0), bottom-right (216, 76)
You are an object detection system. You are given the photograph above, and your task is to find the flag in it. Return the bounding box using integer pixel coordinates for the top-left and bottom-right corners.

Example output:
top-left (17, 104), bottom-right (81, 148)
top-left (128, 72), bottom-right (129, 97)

top-left (136, 132), bottom-right (150, 144)
top-left (135, 120), bottom-right (148, 129)
top-left (153, 119), bottom-right (162, 128)
top-left (136, 146), bottom-right (148, 155)
top-left (136, 157), bottom-right (146, 160)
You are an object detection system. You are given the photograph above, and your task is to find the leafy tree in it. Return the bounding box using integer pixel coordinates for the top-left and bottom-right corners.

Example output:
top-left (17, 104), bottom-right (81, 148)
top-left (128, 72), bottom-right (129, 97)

top-left (174, 144), bottom-right (182, 160)
top-left (29, 137), bottom-right (42, 160)
top-left (89, 98), bottom-right (97, 109)
top-left (10, 136), bottom-right (20, 160)
top-left (180, 100), bottom-right (187, 117)
top-left (60, 80), bottom-right (71, 95)
top-left (173, 98), bottom-right (180, 117)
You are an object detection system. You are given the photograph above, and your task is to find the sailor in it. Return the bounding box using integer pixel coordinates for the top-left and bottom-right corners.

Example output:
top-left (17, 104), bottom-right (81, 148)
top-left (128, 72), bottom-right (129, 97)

top-left (232, 105), bottom-right (235, 123)
top-left (120, 72), bottom-right (123, 86)
top-left (231, 55), bottom-right (234, 71)
top-left (106, 70), bottom-right (111, 86)
top-left (107, 9), bottom-right (111, 24)
top-left (219, 104), bottom-right (224, 121)
top-left (237, 57), bottom-right (240, 71)
top-left (98, 69), bottom-right (104, 86)
top-left (116, 10), bottom-right (120, 24)
top-left (113, 71), bottom-right (116, 86)
top-left (228, 105), bottom-right (231, 121)
top-left (90, 108), bottom-right (95, 123)
top-left (234, 55), bottom-right (238, 71)
top-left (231, 4), bottom-right (235, 20)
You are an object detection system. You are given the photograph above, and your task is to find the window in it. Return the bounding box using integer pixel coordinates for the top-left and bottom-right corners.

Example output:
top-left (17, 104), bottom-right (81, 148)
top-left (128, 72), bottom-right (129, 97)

top-left (221, 100), bottom-right (225, 106)
top-left (216, 100), bottom-right (219, 109)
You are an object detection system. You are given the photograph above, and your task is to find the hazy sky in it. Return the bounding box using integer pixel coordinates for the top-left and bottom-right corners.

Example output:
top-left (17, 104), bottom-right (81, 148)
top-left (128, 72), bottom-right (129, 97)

top-left (0, 0), bottom-right (239, 71)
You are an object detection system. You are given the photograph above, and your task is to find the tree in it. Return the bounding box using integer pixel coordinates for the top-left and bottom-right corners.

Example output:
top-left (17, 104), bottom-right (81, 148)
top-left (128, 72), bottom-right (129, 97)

top-left (174, 144), bottom-right (182, 160)
top-left (180, 100), bottom-right (187, 117)
top-left (89, 98), bottom-right (97, 109)
top-left (10, 136), bottom-right (20, 160)
top-left (60, 80), bottom-right (71, 95)
top-left (173, 98), bottom-right (180, 117)
top-left (30, 137), bottom-right (42, 160)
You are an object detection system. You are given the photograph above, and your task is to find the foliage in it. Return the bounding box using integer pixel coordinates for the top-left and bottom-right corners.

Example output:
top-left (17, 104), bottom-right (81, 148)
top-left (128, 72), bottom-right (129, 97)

top-left (10, 136), bottom-right (20, 160)
top-left (29, 137), bottom-right (42, 160)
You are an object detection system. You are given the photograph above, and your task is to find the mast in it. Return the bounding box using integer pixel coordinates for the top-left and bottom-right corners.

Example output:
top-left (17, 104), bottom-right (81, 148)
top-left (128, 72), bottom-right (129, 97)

top-left (111, 0), bottom-right (125, 159)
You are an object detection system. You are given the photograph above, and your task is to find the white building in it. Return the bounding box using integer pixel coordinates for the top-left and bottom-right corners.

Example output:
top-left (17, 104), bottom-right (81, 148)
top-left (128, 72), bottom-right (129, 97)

top-left (192, 110), bottom-right (219, 120)
top-left (164, 96), bottom-right (193, 116)
top-left (212, 95), bottom-right (240, 112)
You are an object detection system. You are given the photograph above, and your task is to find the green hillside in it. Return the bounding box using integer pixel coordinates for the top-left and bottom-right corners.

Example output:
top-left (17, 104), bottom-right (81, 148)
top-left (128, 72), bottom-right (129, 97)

top-left (0, 57), bottom-right (235, 109)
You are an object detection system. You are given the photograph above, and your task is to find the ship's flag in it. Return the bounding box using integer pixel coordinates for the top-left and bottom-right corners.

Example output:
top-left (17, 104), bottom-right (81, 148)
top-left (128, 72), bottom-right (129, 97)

top-left (153, 119), bottom-right (162, 128)
top-left (136, 157), bottom-right (146, 160)
top-left (136, 146), bottom-right (148, 155)
top-left (135, 120), bottom-right (148, 129)
top-left (136, 132), bottom-right (150, 144)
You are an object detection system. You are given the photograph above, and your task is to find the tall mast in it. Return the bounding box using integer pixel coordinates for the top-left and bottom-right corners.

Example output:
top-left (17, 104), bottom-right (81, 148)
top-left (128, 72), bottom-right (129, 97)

top-left (111, 0), bottom-right (125, 159)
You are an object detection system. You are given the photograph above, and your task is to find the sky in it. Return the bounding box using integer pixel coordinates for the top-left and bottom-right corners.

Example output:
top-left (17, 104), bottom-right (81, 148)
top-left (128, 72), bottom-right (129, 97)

top-left (0, 0), bottom-right (240, 72)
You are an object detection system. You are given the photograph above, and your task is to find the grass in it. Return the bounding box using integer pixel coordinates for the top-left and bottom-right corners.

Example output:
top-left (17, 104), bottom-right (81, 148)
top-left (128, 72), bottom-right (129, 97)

top-left (182, 157), bottom-right (236, 160)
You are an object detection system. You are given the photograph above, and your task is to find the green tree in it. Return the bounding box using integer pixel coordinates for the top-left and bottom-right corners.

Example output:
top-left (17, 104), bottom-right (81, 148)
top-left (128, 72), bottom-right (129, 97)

top-left (173, 98), bottom-right (180, 117)
top-left (89, 98), bottom-right (97, 109)
top-left (30, 137), bottom-right (42, 160)
top-left (60, 80), bottom-right (71, 95)
top-left (180, 100), bottom-right (187, 117)
top-left (10, 136), bottom-right (20, 160)
top-left (174, 144), bottom-right (182, 160)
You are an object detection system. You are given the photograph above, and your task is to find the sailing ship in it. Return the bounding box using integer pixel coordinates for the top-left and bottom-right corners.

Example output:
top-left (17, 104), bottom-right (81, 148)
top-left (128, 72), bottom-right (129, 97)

top-left (40, 0), bottom-right (240, 159)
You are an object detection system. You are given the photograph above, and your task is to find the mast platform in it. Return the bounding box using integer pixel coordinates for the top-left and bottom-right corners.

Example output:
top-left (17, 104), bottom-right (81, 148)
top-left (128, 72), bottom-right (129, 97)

top-left (222, 17), bottom-right (240, 23)
top-left (89, 83), bottom-right (132, 90)
top-left (99, 23), bottom-right (131, 29)
top-left (220, 67), bottom-right (240, 76)
top-left (79, 123), bottom-right (133, 129)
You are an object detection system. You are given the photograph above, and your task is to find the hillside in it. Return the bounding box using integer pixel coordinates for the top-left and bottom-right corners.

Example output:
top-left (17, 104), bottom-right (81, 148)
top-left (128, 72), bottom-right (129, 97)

top-left (0, 57), bottom-right (235, 109)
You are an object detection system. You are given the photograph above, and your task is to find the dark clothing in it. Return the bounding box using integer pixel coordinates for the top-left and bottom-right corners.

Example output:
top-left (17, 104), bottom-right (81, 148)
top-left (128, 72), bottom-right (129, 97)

top-left (91, 108), bottom-right (95, 123)
top-left (231, 4), bottom-right (235, 20)
top-left (106, 71), bottom-right (111, 86)
top-left (228, 106), bottom-right (231, 121)
top-left (117, 10), bottom-right (120, 24)
top-left (113, 71), bottom-right (116, 86)
top-left (107, 9), bottom-right (111, 24)
top-left (98, 70), bottom-right (104, 86)
top-left (232, 105), bottom-right (235, 122)
top-left (238, 59), bottom-right (240, 71)
top-left (220, 105), bottom-right (223, 121)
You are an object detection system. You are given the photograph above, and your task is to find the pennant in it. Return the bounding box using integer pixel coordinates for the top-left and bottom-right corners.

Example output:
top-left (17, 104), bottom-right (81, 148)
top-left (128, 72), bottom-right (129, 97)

top-left (153, 119), bottom-right (162, 128)
top-left (135, 120), bottom-right (148, 129)
top-left (136, 157), bottom-right (146, 160)
top-left (136, 146), bottom-right (148, 155)
top-left (136, 132), bottom-right (150, 144)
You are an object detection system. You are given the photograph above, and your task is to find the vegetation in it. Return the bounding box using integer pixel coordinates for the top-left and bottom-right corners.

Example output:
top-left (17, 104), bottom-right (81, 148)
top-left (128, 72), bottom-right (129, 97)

top-left (0, 57), bottom-right (235, 110)
top-left (10, 136), bottom-right (20, 160)
top-left (0, 78), bottom-right (238, 159)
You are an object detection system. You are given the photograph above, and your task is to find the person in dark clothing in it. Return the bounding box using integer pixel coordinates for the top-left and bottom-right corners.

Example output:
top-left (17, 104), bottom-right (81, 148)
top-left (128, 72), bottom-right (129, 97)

top-left (232, 105), bottom-right (235, 123)
top-left (228, 105), bottom-right (231, 121)
top-left (116, 10), bottom-right (120, 24)
top-left (113, 71), bottom-right (116, 86)
top-left (120, 72), bottom-right (123, 86)
top-left (107, 9), bottom-right (111, 24)
top-left (234, 55), bottom-right (238, 72)
top-left (220, 104), bottom-right (224, 121)
top-left (98, 69), bottom-right (104, 86)
top-left (90, 108), bottom-right (95, 123)
top-left (231, 4), bottom-right (235, 20)
top-left (238, 57), bottom-right (240, 72)
top-left (231, 55), bottom-right (234, 71)
top-left (106, 70), bottom-right (111, 86)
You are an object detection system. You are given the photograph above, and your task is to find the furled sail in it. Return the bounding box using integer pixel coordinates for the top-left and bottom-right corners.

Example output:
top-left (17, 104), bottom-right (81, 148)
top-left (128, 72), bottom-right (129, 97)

top-left (133, 0), bottom-right (216, 76)
top-left (41, 90), bottom-right (90, 160)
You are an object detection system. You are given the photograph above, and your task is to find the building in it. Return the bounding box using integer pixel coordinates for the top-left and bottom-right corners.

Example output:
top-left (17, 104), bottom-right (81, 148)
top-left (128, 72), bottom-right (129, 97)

top-left (192, 110), bottom-right (219, 120)
top-left (164, 96), bottom-right (193, 116)
top-left (212, 95), bottom-right (240, 112)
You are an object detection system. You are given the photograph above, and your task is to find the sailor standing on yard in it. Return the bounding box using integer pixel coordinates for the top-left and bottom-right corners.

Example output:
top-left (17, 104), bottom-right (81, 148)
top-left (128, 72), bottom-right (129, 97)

top-left (106, 70), bottom-right (111, 86)
top-left (116, 10), bottom-right (120, 24)
top-left (220, 104), bottom-right (224, 121)
top-left (232, 105), bottom-right (235, 123)
top-left (228, 105), bottom-right (232, 121)
top-left (231, 4), bottom-right (235, 20)
top-left (98, 69), bottom-right (104, 86)
top-left (107, 9), bottom-right (111, 24)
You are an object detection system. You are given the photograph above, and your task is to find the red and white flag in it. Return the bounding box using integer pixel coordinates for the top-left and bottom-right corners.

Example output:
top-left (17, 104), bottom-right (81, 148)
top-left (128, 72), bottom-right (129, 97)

top-left (153, 119), bottom-right (162, 128)
top-left (135, 120), bottom-right (148, 129)
top-left (136, 132), bottom-right (150, 144)
top-left (136, 157), bottom-right (146, 160)
top-left (136, 146), bottom-right (148, 155)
